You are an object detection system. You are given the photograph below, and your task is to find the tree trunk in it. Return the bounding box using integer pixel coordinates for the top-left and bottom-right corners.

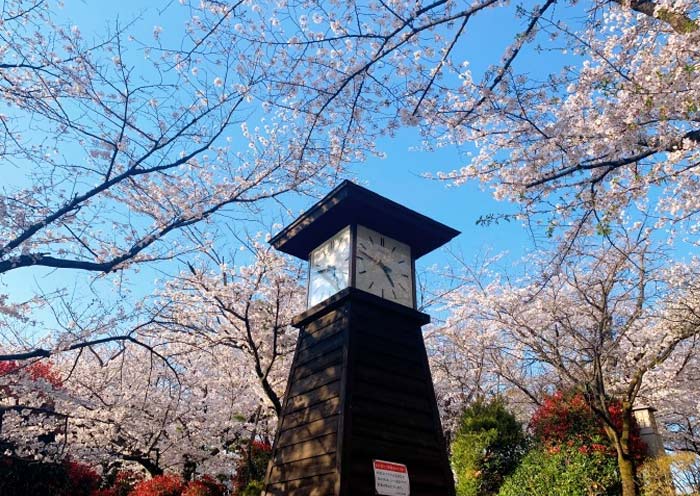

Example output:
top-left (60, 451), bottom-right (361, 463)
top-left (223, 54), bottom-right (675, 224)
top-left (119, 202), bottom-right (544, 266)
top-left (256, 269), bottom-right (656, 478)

top-left (608, 405), bottom-right (639, 496)
top-left (122, 453), bottom-right (163, 477)
top-left (182, 454), bottom-right (196, 481)
top-left (617, 451), bottom-right (638, 496)
top-left (602, 403), bottom-right (639, 496)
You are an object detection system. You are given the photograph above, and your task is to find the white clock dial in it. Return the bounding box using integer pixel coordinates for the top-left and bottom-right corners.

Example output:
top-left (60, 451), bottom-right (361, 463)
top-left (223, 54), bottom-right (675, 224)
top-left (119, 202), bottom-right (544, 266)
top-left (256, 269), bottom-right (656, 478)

top-left (355, 225), bottom-right (413, 307)
top-left (307, 226), bottom-right (351, 307)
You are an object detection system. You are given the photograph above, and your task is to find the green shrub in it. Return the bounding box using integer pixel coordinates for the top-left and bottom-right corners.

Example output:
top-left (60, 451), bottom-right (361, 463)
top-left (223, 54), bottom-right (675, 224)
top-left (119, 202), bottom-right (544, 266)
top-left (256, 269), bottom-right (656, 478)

top-left (451, 398), bottom-right (526, 496)
top-left (498, 446), bottom-right (621, 496)
top-left (240, 479), bottom-right (264, 496)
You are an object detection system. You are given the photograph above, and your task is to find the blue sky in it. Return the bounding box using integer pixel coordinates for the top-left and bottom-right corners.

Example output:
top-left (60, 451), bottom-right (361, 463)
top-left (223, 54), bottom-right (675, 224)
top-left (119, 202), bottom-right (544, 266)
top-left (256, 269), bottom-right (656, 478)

top-left (2, 1), bottom-right (557, 333)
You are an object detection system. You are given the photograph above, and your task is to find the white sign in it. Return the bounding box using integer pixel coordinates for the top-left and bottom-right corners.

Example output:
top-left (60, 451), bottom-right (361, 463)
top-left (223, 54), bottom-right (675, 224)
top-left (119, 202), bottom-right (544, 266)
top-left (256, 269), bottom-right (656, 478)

top-left (373, 459), bottom-right (410, 496)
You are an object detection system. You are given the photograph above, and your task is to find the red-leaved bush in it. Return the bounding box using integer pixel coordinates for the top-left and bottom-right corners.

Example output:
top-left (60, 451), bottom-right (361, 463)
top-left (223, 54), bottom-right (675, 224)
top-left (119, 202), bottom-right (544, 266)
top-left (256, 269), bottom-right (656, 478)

top-left (530, 391), bottom-right (600, 447)
top-left (92, 490), bottom-right (117, 496)
top-left (231, 440), bottom-right (272, 495)
top-left (529, 391), bottom-right (647, 461)
top-left (181, 476), bottom-right (226, 496)
top-left (128, 474), bottom-right (225, 496)
top-left (0, 360), bottom-right (63, 388)
top-left (93, 469), bottom-right (146, 496)
top-left (130, 474), bottom-right (185, 496)
top-left (0, 457), bottom-right (102, 496)
top-left (63, 460), bottom-right (100, 496)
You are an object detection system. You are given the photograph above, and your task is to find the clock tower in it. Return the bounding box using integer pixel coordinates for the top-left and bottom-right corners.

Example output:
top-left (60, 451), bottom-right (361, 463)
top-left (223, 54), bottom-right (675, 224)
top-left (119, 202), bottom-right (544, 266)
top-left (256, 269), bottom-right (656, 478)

top-left (263, 180), bottom-right (459, 496)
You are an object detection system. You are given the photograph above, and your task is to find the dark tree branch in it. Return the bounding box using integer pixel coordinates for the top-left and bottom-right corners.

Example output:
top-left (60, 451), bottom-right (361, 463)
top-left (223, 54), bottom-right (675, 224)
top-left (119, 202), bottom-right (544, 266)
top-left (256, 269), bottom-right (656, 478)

top-left (610, 0), bottom-right (698, 33)
top-left (526, 128), bottom-right (700, 188)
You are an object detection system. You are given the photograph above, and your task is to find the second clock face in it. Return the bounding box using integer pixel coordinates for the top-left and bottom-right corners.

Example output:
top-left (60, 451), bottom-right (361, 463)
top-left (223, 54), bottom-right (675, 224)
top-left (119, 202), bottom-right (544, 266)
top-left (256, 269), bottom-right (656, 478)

top-left (355, 225), bottom-right (413, 307)
top-left (308, 226), bottom-right (351, 307)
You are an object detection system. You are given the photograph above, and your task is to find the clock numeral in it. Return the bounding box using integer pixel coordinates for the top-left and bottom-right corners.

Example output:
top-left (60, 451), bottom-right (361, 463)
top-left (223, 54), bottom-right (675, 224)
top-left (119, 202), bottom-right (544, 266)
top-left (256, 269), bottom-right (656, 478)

top-left (369, 236), bottom-right (374, 245)
top-left (359, 270), bottom-right (367, 274)
top-left (380, 237), bottom-right (385, 247)
top-left (368, 281), bottom-right (374, 289)
top-left (397, 260), bottom-right (405, 264)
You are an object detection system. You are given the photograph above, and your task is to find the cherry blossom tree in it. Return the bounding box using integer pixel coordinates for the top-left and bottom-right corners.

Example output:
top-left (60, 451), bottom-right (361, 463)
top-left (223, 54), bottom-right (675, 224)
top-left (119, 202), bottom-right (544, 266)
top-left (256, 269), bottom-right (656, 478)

top-left (57, 340), bottom-right (255, 477)
top-left (0, 0), bottom-right (332, 479)
top-left (0, 0), bottom-right (360, 331)
top-left (0, 360), bottom-right (66, 462)
top-left (1, 237), bottom-right (304, 478)
top-left (1, 337), bottom-right (254, 477)
top-left (186, 0), bottom-right (698, 241)
top-left (432, 0), bottom-right (700, 240)
top-left (153, 238), bottom-right (304, 417)
top-left (643, 310), bottom-right (700, 455)
top-left (0, 0), bottom-right (345, 455)
top-left (3, 1), bottom-right (699, 491)
top-left (433, 229), bottom-right (700, 495)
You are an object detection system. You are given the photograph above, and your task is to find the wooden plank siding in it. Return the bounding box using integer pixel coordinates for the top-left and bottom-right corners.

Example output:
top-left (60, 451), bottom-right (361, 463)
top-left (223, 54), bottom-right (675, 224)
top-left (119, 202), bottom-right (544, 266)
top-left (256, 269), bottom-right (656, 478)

top-left (263, 291), bottom-right (454, 496)
top-left (336, 298), bottom-right (455, 495)
top-left (263, 304), bottom-right (348, 496)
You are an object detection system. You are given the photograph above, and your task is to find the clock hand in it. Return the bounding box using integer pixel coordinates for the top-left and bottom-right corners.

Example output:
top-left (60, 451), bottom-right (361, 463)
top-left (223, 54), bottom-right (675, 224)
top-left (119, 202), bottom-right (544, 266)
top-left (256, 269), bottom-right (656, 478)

top-left (316, 267), bottom-right (340, 289)
top-left (382, 266), bottom-right (395, 287)
top-left (359, 250), bottom-right (391, 271)
top-left (359, 249), bottom-right (395, 286)
top-left (330, 266), bottom-right (342, 287)
top-left (359, 249), bottom-right (381, 266)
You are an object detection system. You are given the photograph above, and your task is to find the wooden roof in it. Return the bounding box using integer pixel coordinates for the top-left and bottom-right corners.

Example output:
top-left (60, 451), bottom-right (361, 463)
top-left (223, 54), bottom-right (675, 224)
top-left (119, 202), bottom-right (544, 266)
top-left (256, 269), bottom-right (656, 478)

top-left (269, 180), bottom-right (460, 260)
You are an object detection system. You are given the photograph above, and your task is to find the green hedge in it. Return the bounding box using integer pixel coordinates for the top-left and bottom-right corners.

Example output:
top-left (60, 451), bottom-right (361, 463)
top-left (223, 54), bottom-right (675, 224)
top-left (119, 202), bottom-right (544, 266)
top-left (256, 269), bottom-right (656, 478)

top-left (451, 399), bottom-right (526, 496)
top-left (498, 447), bottom-right (621, 496)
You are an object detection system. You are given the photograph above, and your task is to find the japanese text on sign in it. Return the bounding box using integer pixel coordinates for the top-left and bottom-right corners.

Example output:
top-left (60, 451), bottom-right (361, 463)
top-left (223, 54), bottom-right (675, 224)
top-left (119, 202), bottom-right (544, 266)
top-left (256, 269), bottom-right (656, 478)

top-left (373, 459), bottom-right (410, 496)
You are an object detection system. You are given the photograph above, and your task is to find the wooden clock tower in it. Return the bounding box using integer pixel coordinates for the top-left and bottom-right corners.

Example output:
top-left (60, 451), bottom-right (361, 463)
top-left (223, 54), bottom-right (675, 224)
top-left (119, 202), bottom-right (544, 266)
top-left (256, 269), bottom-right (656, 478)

top-left (263, 181), bottom-right (459, 496)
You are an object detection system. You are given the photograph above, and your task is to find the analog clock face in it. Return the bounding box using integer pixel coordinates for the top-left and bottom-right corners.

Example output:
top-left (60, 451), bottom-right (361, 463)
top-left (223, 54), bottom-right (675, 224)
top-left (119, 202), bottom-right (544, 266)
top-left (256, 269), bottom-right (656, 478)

top-left (307, 226), bottom-right (351, 307)
top-left (355, 225), bottom-right (413, 307)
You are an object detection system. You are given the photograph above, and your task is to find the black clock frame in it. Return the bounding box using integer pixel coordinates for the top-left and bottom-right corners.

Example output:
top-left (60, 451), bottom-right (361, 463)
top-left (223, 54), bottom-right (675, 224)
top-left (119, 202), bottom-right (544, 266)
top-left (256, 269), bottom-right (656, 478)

top-left (274, 181), bottom-right (458, 310)
top-left (307, 223), bottom-right (418, 309)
